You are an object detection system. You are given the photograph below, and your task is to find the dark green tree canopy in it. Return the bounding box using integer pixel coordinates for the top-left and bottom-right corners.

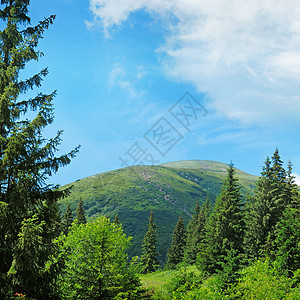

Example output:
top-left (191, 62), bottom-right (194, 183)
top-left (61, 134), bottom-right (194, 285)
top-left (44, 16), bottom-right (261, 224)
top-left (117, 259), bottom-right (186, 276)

top-left (0, 1), bottom-right (79, 297)
top-left (61, 204), bottom-right (73, 235)
top-left (198, 163), bottom-right (245, 279)
top-left (184, 196), bottom-right (211, 265)
top-left (167, 215), bottom-right (186, 269)
top-left (75, 199), bottom-right (86, 225)
top-left (244, 149), bottom-right (295, 261)
top-left (140, 210), bottom-right (160, 274)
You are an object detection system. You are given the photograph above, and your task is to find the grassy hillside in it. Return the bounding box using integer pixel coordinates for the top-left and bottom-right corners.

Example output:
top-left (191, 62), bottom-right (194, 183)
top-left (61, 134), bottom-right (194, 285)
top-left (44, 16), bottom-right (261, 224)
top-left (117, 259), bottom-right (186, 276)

top-left (59, 160), bottom-right (258, 263)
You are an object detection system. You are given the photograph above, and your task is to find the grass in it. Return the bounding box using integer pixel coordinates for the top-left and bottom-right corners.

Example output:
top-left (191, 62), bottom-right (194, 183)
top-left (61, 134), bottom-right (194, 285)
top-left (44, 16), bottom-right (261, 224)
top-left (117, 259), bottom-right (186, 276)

top-left (140, 265), bottom-right (201, 297)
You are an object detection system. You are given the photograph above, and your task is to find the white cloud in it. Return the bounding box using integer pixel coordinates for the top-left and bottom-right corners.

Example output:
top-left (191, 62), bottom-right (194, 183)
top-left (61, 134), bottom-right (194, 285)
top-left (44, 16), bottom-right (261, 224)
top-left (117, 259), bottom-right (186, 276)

top-left (89, 0), bottom-right (300, 125)
top-left (292, 173), bottom-right (300, 186)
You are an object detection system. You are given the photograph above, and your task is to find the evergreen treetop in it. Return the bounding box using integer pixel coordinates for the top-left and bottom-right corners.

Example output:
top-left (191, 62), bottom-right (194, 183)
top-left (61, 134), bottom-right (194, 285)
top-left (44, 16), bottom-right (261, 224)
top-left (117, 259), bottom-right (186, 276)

top-left (198, 163), bottom-right (244, 277)
top-left (75, 199), bottom-right (86, 225)
top-left (184, 195), bottom-right (211, 265)
top-left (243, 150), bottom-right (296, 262)
top-left (166, 215), bottom-right (186, 269)
top-left (0, 1), bottom-right (79, 297)
top-left (140, 210), bottom-right (160, 274)
top-left (61, 204), bottom-right (73, 235)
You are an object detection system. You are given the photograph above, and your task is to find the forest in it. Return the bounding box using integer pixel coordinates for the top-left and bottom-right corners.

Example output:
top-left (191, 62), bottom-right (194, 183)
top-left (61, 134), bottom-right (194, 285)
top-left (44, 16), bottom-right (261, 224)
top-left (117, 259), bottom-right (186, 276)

top-left (0, 1), bottom-right (299, 299)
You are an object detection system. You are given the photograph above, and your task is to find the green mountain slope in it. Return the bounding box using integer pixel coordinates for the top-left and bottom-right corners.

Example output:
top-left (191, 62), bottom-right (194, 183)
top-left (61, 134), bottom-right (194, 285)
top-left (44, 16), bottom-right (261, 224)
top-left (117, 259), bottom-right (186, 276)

top-left (59, 160), bottom-right (258, 263)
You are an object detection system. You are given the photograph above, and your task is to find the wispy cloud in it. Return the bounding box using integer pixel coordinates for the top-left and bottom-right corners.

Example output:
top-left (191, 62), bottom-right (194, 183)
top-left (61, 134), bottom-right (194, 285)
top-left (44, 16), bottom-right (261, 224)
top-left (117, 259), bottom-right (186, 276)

top-left (88, 0), bottom-right (300, 126)
top-left (108, 62), bottom-right (168, 127)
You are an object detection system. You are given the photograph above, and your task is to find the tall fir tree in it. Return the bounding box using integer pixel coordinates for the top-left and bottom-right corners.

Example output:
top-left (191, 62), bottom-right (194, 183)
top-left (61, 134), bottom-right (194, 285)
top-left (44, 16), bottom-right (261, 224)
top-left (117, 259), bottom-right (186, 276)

top-left (273, 205), bottom-right (300, 277)
top-left (61, 204), bottom-right (73, 235)
top-left (184, 202), bottom-right (200, 265)
top-left (0, 1), bottom-right (79, 298)
top-left (198, 163), bottom-right (244, 284)
top-left (166, 215), bottom-right (186, 269)
top-left (140, 210), bottom-right (160, 274)
top-left (75, 199), bottom-right (86, 225)
top-left (184, 195), bottom-right (211, 265)
top-left (244, 150), bottom-right (291, 261)
top-left (272, 159), bottom-right (300, 277)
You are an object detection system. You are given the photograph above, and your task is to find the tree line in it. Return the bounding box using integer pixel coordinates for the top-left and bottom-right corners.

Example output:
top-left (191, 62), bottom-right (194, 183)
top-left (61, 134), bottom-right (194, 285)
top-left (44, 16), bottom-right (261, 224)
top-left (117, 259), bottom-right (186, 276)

top-left (141, 149), bottom-right (300, 295)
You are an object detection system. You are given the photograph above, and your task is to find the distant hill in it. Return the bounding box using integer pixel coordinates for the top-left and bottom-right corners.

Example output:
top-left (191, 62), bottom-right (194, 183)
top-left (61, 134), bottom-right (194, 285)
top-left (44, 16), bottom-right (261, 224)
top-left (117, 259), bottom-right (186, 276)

top-left (59, 160), bottom-right (258, 263)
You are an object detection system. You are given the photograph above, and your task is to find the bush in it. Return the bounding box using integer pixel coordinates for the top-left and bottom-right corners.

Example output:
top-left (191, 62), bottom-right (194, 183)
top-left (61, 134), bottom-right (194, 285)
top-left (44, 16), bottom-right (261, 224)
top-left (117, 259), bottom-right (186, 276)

top-left (48, 217), bottom-right (143, 299)
top-left (227, 260), bottom-right (300, 299)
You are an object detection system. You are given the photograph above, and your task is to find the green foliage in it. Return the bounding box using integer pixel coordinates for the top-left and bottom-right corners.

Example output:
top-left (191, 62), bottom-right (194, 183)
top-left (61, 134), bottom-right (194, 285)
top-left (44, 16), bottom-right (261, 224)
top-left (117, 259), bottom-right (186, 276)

top-left (166, 215), bottom-right (186, 269)
top-left (171, 275), bottom-right (225, 300)
top-left (273, 206), bottom-right (300, 277)
top-left (141, 211), bottom-right (160, 273)
top-left (228, 260), bottom-right (300, 299)
top-left (198, 164), bottom-right (245, 286)
top-left (184, 196), bottom-right (210, 265)
top-left (140, 265), bottom-right (201, 299)
top-left (49, 216), bottom-right (142, 299)
top-left (0, 1), bottom-right (79, 297)
top-left (166, 270), bottom-right (202, 297)
top-left (75, 199), bottom-right (86, 225)
top-left (244, 150), bottom-right (297, 262)
top-left (61, 204), bottom-right (73, 235)
top-left (113, 213), bottom-right (120, 225)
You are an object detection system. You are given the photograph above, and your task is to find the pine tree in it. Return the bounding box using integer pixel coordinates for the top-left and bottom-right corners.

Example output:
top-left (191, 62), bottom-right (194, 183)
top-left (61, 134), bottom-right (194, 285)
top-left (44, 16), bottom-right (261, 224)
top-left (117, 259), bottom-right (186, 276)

top-left (198, 163), bottom-right (244, 283)
top-left (62, 204), bottom-right (73, 234)
top-left (166, 215), bottom-right (186, 269)
top-left (75, 199), bottom-right (86, 225)
top-left (140, 211), bottom-right (160, 273)
top-left (0, 1), bottom-right (79, 297)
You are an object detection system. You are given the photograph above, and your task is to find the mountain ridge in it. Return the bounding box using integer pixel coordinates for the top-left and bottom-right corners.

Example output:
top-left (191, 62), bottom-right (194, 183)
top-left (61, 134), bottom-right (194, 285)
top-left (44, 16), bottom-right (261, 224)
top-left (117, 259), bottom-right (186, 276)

top-left (59, 160), bottom-right (258, 263)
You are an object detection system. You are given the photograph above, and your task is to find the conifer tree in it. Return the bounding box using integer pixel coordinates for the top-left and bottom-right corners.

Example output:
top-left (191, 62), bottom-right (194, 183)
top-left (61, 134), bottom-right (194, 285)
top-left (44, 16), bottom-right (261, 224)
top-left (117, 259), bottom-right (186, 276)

top-left (62, 204), bottom-right (73, 234)
top-left (75, 199), bottom-right (86, 225)
top-left (184, 195), bottom-right (211, 265)
top-left (140, 210), bottom-right (160, 273)
top-left (273, 205), bottom-right (300, 277)
top-left (244, 150), bottom-right (291, 261)
top-left (0, 1), bottom-right (79, 297)
top-left (198, 163), bottom-right (244, 282)
top-left (166, 215), bottom-right (186, 269)
top-left (184, 202), bottom-right (200, 264)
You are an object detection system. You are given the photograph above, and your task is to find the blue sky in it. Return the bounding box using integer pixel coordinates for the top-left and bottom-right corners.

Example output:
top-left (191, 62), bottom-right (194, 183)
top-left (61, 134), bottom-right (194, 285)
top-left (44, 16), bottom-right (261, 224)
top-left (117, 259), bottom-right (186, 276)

top-left (13, 0), bottom-right (300, 185)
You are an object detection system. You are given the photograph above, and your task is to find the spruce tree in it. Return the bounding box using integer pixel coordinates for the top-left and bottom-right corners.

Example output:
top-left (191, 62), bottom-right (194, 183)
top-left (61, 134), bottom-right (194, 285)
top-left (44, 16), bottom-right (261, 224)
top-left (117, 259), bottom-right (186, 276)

top-left (75, 199), bottom-right (86, 225)
top-left (273, 205), bottom-right (300, 277)
top-left (184, 202), bottom-right (200, 264)
top-left (0, 1), bottom-right (79, 297)
top-left (166, 215), bottom-right (186, 269)
top-left (272, 160), bottom-right (300, 277)
top-left (244, 150), bottom-right (291, 261)
top-left (140, 211), bottom-right (160, 273)
top-left (61, 204), bottom-right (73, 235)
top-left (184, 195), bottom-right (211, 265)
top-left (198, 163), bottom-right (244, 283)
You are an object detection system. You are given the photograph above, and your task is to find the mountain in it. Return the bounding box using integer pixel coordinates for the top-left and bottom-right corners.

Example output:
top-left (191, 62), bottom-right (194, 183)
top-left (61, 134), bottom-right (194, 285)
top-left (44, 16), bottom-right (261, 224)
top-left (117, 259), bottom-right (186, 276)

top-left (59, 160), bottom-right (258, 263)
